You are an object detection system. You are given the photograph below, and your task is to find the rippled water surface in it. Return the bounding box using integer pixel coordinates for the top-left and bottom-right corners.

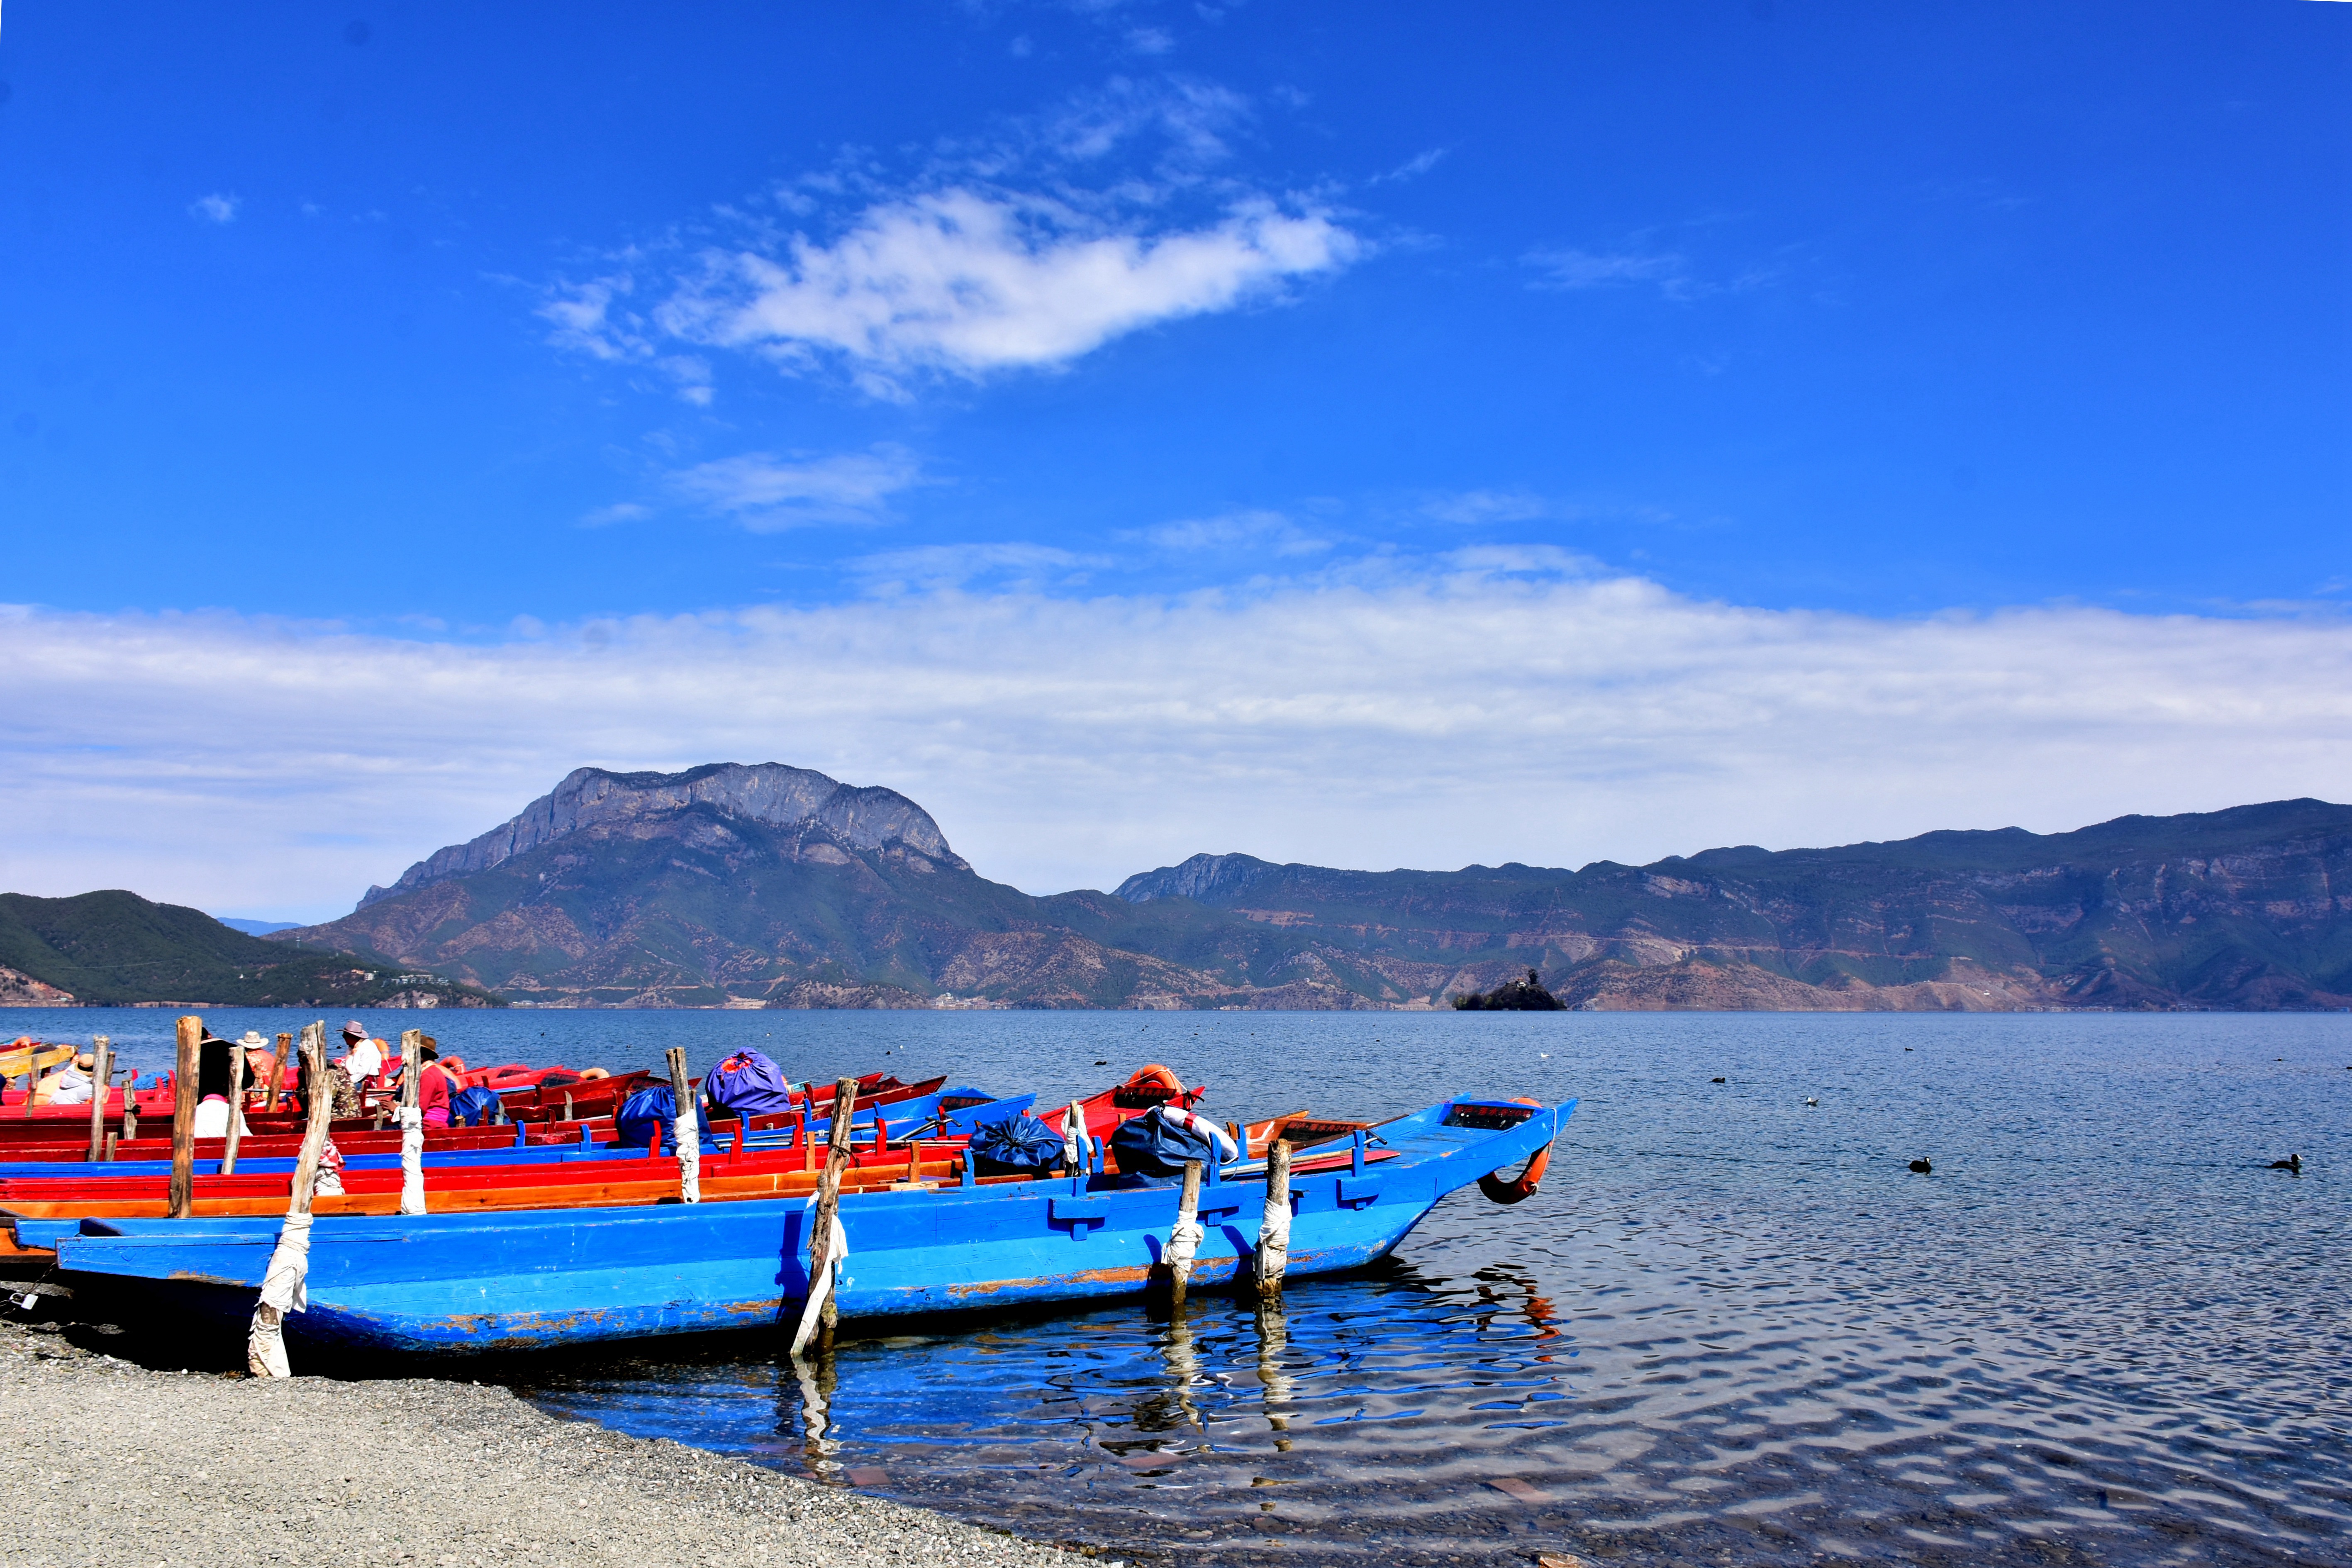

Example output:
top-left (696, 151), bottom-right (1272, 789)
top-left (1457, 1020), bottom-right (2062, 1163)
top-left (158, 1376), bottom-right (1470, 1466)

top-left (27, 1007), bottom-right (2352, 1566)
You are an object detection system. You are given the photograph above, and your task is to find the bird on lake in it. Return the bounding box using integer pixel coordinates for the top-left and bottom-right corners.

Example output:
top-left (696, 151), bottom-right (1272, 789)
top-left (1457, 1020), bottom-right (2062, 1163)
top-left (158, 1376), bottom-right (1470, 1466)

top-left (1804, 1097), bottom-right (1818, 1106)
top-left (1711, 1076), bottom-right (1726, 1083)
top-left (1908, 1158), bottom-right (1933, 1174)
top-left (2269, 1154), bottom-right (2303, 1173)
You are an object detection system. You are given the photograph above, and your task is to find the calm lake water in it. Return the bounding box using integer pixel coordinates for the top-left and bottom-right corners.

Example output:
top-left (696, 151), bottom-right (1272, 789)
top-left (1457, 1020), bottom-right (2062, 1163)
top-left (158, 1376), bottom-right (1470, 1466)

top-left (16, 1007), bottom-right (2350, 1567)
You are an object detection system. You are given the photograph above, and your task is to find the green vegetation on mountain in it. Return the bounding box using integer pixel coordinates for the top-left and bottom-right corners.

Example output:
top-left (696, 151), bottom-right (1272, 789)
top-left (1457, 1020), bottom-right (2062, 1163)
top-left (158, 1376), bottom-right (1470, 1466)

top-left (0, 890), bottom-right (502, 1008)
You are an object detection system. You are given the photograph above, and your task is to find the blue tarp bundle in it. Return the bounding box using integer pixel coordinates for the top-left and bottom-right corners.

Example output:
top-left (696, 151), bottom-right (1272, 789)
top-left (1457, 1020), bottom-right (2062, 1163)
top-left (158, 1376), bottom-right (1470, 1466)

top-left (968, 1112), bottom-right (1065, 1178)
top-left (1110, 1109), bottom-right (1218, 1185)
top-left (448, 1086), bottom-right (504, 1127)
top-left (615, 1083), bottom-right (713, 1149)
top-left (704, 1049), bottom-right (796, 1119)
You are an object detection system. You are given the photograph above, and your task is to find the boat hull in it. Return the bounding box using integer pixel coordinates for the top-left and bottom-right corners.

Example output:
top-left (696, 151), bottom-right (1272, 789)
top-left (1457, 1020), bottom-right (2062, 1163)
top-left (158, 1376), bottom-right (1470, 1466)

top-left (54, 1097), bottom-right (1569, 1356)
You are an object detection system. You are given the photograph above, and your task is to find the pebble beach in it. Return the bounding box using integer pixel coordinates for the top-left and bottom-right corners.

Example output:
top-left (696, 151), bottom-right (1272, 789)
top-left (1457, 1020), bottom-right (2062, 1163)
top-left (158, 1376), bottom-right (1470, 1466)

top-left (0, 1313), bottom-right (1081, 1568)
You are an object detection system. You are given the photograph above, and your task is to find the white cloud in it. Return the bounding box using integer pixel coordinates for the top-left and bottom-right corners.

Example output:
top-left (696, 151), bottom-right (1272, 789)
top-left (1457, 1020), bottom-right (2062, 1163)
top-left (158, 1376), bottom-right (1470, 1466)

top-left (579, 502), bottom-right (653, 528)
top-left (671, 445), bottom-right (924, 529)
top-left (188, 193), bottom-right (240, 225)
top-left (657, 190), bottom-right (1358, 391)
top-left (3, 576), bottom-right (2348, 916)
top-left (540, 275), bottom-right (645, 360)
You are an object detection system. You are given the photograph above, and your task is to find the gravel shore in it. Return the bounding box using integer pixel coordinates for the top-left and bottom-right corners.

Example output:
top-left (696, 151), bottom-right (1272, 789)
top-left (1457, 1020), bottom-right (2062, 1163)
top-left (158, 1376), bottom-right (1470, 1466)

top-left (0, 1314), bottom-right (1082, 1568)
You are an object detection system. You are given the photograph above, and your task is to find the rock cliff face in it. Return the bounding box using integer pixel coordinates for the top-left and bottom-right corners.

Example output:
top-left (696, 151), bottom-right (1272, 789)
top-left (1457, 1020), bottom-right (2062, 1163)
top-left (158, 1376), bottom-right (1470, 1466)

top-left (280, 771), bottom-right (2352, 1010)
top-left (358, 763), bottom-right (965, 910)
top-left (1114, 799), bottom-right (2352, 1012)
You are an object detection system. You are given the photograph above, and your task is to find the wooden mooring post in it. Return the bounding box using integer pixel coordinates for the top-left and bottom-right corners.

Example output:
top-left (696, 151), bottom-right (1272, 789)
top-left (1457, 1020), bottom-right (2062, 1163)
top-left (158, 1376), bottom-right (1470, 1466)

top-left (249, 1022), bottom-right (334, 1378)
top-left (790, 1076), bottom-right (860, 1358)
top-left (167, 1015), bottom-right (201, 1219)
top-left (83, 1035), bottom-right (111, 1163)
top-left (1158, 1158), bottom-right (1206, 1316)
top-left (665, 1046), bottom-right (700, 1204)
top-left (267, 1033), bottom-right (292, 1112)
top-left (219, 1040), bottom-right (248, 1176)
top-left (1254, 1138), bottom-right (1293, 1300)
top-left (397, 1028), bottom-right (426, 1216)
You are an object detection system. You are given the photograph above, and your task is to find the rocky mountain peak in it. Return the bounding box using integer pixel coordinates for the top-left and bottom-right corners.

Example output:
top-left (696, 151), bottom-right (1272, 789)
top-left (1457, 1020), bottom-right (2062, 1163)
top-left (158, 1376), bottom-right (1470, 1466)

top-left (356, 762), bottom-right (966, 910)
top-left (1115, 851), bottom-right (1279, 905)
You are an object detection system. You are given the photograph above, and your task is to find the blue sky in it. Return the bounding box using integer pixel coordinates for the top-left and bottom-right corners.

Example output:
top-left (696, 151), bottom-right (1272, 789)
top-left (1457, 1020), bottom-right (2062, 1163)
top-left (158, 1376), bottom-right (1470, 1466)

top-left (1, 2), bottom-right (2349, 918)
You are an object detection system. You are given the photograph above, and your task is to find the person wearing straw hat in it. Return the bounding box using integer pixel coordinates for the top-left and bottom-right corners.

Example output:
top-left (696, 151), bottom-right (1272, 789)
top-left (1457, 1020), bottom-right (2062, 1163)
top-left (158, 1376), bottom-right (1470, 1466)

top-left (236, 1031), bottom-right (277, 1104)
top-left (31, 1051), bottom-right (95, 1105)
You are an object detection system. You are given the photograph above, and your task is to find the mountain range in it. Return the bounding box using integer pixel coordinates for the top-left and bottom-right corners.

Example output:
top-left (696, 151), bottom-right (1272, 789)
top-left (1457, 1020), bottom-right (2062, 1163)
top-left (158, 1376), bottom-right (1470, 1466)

top-left (266, 763), bottom-right (2352, 1012)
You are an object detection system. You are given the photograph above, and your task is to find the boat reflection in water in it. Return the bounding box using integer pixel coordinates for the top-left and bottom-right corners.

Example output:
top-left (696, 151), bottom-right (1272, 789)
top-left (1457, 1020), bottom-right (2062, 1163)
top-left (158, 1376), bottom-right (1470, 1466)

top-left (520, 1253), bottom-right (1583, 1566)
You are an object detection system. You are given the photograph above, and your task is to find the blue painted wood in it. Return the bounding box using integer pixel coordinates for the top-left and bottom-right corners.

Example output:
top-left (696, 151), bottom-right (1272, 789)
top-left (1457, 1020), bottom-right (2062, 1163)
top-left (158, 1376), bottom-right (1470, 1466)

top-left (46, 1097), bottom-right (1573, 1357)
top-left (0, 1089), bottom-right (1023, 1185)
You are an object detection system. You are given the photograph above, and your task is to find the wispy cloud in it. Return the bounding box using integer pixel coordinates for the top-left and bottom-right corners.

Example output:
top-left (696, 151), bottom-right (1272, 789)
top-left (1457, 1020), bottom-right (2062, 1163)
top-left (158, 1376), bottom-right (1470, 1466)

top-left (1370, 147), bottom-right (1447, 185)
top-left (671, 445), bottom-right (924, 529)
top-left (541, 77), bottom-right (1360, 400)
top-left (1421, 489), bottom-right (1551, 525)
top-left (188, 193), bottom-right (240, 225)
top-left (4, 576), bottom-right (2346, 910)
top-left (1132, 508), bottom-right (1331, 556)
top-left (579, 502), bottom-right (654, 528)
top-left (848, 542), bottom-right (1112, 593)
top-left (1525, 246), bottom-right (1686, 292)
top-left (658, 191), bottom-right (1355, 395)
top-left (1525, 238), bottom-right (1781, 303)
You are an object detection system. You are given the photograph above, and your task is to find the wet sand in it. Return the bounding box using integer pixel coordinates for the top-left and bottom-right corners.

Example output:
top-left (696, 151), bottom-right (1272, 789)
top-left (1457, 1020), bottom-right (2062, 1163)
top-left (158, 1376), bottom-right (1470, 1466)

top-left (0, 1314), bottom-right (1088, 1568)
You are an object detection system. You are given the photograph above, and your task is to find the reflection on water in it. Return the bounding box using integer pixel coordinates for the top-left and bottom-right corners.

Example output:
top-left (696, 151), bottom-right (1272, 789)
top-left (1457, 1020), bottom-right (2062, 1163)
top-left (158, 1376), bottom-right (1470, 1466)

top-left (504, 1011), bottom-right (2350, 1568)
top-left (26, 1005), bottom-right (2345, 1564)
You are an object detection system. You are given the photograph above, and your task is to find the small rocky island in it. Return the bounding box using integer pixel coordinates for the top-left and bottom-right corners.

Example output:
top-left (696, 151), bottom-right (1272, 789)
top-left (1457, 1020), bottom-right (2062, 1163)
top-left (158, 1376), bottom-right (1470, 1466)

top-left (1452, 966), bottom-right (1565, 1011)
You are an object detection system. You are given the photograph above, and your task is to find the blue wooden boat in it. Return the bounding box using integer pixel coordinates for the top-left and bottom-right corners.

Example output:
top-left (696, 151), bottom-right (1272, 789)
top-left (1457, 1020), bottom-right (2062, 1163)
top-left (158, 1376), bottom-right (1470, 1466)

top-left (0, 1086), bottom-right (1016, 1185)
top-left (49, 1096), bottom-right (1571, 1357)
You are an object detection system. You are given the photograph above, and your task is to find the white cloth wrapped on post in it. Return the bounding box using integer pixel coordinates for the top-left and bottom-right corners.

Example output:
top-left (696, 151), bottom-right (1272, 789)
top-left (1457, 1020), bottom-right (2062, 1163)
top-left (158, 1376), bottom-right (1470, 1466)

top-left (246, 1210), bottom-right (314, 1378)
top-left (397, 1106), bottom-right (425, 1215)
top-left (1258, 1192), bottom-right (1291, 1268)
top-left (788, 1204), bottom-right (850, 1358)
top-left (675, 1112), bottom-right (701, 1204)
